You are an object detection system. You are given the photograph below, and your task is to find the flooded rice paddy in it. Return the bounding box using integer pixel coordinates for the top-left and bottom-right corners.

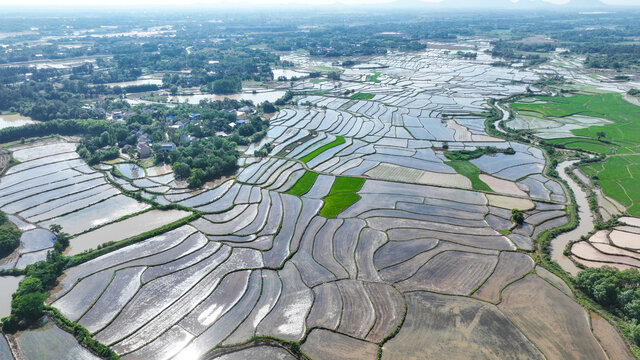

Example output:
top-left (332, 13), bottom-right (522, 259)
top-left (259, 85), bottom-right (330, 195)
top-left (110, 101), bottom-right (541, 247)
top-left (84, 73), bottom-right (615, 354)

top-left (0, 42), bottom-right (623, 359)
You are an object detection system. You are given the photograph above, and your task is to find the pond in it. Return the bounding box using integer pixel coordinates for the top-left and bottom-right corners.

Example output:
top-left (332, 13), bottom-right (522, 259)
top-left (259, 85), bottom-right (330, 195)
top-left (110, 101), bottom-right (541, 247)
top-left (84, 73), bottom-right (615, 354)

top-left (172, 90), bottom-right (286, 105)
top-left (105, 77), bottom-right (163, 88)
top-left (0, 113), bottom-right (36, 129)
top-left (272, 68), bottom-right (307, 80)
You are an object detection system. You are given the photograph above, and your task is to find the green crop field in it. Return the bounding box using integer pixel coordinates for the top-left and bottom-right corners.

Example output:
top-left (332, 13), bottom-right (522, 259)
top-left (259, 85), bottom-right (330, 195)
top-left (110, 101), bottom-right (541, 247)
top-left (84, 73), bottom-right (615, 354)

top-left (545, 138), bottom-right (614, 155)
top-left (286, 171), bottom-right (318, 196)
top-left (300, 136), bottom-right (345, 163)
top-left (328, 176), bottom-right (365, 195)
top-left (512, 93), bottom-right (640, 154)
top-left (320, 192), bottom-right (361, 218)
top-left (513, 93), bottom-right (640, 216)
top-left (350, 92), bottom-right (375, 100)
top-left (445, 160), bottom-right (493, 192)
top-left (320, 176), bottom-right (365, 218)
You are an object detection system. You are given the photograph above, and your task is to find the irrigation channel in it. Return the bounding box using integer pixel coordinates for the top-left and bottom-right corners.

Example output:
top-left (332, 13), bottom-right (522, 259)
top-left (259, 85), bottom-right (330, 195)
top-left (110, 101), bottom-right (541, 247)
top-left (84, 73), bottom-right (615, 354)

top-left (551, 160), bottom-right (593, 275)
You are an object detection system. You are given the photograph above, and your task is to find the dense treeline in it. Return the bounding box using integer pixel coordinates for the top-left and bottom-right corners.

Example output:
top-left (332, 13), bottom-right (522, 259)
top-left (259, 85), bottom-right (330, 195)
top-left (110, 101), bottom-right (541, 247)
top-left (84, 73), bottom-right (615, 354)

top-left (576, 266), bottom-right (640, 344)
top-left (159, 137), bottom-right (239, 188)
top-left (0, 119), bottom-right (117, 144)
top-left (0, 211), bottom-right (20, 257)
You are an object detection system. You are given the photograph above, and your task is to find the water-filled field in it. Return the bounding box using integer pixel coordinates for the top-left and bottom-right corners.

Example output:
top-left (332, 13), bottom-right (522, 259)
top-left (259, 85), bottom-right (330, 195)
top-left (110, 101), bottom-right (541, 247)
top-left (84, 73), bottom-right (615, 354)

top-left (0, 43), bottom-right (624, 359)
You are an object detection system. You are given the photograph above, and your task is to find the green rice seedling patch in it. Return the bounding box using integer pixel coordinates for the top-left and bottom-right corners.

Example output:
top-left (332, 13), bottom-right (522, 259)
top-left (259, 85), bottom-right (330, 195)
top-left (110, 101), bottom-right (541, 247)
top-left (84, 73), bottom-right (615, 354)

top-left (350, 92), bottom-right (375, 100)
top-left (319, 176), bottom-right (366, 218)
top-left (328, 176), bottom-right (365, 195)
top-left (320, 192), bottom-right (361, 218)
top-left (299, 136), bottom-right (345, 163)
top-left (445, 160), bottom-right (493, 192)
top-left (286, 171), bottom-right (319, 196)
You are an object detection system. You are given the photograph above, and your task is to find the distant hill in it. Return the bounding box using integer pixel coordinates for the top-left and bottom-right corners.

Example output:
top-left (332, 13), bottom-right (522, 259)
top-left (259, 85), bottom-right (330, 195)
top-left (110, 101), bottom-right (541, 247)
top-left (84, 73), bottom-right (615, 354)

top-left (389, 0), bottom-right (612, 10)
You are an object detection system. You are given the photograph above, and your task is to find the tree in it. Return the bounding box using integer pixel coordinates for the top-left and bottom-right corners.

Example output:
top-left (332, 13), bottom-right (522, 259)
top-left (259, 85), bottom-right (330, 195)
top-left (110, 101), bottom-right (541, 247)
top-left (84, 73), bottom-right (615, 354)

top-left (99, 131), bottom-right (113, 147)
top-left (125, 113), bottom-right (152, 125)
top-left (11, 291), bottom-right (47, 324)
top-left (170, 85), bottom-right (178, 96)
top-left (261, 101), bottom-right (277, 114)
top-left (53, 232), bottom-right (70, 253)
top-left (0, 226), bottom-right (21, 255)
top-left (173, 162), bottom-right (191, 179)
top-left (48, 224), bottom-right (62, 235)
top-left (211, 78), bottom-right (241, 95)
top-left (12, 278), bottom-right (43, 298)
top-left (511, 209), bottom-right (524, 225)
top-left (596, 131), bottom-right (606, 141)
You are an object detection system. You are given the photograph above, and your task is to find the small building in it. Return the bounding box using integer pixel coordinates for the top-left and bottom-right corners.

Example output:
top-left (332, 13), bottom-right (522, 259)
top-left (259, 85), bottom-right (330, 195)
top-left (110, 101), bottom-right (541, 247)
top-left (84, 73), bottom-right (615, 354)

top-left (179, 134), bottom-right (198, 144)
top-left (123, 110), bottom-right (136, 120)
top-left (159, 142), bottom-right (177, 151)
top-left (136, 142), bottom-right (152, 159)
top-left (165, 115), bottom-right (175, 124)
top-left (235, 120), bottom-right (246, 126)
top-left (215, 131), bottom-right (229, 137)
top-left (228, 122), bottom-right (236, 128)
top-left (189, 113), bottom-right (201, 121)
top-left (238, 105), bottom-right (255, 114)
top-left (121, 144), bottom-right (132, 154)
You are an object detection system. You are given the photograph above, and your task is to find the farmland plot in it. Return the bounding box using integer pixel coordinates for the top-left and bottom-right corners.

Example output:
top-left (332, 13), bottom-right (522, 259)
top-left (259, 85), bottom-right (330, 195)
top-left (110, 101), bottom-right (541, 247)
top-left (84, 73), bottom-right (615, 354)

top-left (1, 43), bottom-right (619, 360)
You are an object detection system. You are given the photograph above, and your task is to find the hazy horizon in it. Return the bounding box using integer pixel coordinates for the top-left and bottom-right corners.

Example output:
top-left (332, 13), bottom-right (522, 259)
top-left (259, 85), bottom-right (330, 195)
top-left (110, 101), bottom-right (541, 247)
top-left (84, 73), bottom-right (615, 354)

top-left (0, 0), bottom-right (639, 10)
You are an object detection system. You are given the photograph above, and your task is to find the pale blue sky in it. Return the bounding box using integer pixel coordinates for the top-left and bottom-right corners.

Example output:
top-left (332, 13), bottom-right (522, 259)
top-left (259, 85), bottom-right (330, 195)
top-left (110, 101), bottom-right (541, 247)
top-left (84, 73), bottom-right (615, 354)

top-left (0, 0), bottom-right (638, 7)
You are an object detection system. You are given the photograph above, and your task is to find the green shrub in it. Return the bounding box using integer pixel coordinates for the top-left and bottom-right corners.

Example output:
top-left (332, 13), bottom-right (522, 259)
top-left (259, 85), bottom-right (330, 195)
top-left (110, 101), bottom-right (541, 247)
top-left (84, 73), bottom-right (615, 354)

top-left (0, 226), bottom-right (21, 256)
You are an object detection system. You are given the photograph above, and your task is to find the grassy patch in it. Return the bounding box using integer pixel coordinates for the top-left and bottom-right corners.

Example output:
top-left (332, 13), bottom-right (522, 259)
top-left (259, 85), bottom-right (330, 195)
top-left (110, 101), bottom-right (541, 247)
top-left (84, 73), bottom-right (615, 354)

top-left (304, 90), bottom-right (330, 94)
top-left (445, 160), bottom-right (493, 192)
top-left (350, 92), bottom-right (375, 100)
top-left (285, 171), bottom-right (318, 196)
top-left (366, 71), bottom-right (380, 83)
top-left (299, 136), bottom-right (345, 163)
top-left (311, 78), bottom-right (329, 84)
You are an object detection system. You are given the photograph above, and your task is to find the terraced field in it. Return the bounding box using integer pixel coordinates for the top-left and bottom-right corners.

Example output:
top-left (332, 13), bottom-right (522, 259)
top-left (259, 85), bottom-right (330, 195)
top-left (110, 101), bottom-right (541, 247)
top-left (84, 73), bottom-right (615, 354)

top-left (1, 44), bottom-right (628, 359)
top-left (571, 217), bottom-right (640, 270)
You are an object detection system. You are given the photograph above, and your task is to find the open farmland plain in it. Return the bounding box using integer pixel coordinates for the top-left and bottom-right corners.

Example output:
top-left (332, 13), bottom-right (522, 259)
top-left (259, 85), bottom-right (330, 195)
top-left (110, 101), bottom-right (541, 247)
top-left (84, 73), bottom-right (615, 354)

top-left (1, 43), bottom-right (635, 359)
